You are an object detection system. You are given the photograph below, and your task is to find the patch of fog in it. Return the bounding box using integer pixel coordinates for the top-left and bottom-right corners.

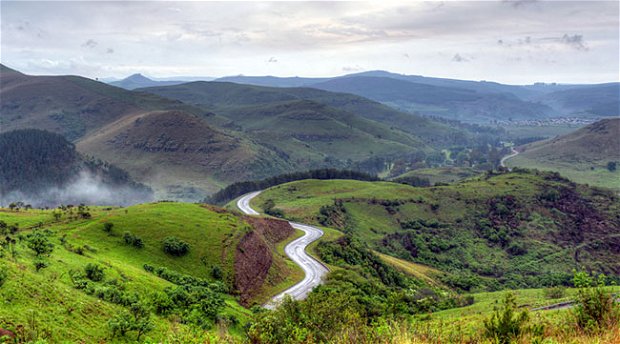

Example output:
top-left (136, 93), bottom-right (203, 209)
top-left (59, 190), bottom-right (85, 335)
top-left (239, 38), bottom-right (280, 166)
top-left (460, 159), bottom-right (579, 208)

top-left (0, 171), bottom-right (153, 208)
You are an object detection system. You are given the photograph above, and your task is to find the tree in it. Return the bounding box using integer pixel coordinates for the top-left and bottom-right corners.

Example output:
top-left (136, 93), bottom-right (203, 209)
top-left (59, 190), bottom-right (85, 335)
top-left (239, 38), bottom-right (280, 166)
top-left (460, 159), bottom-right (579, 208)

top-left (607, 161), bottom-right (617, 172)
top-left (27, 231), bottom-right (54, 257)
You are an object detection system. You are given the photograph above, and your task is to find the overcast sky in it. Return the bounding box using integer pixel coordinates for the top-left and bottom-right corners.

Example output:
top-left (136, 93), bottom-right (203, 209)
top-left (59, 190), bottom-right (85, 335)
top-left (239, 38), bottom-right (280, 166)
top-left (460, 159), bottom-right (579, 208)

top-left (1, 1), bottom-right (618, 84)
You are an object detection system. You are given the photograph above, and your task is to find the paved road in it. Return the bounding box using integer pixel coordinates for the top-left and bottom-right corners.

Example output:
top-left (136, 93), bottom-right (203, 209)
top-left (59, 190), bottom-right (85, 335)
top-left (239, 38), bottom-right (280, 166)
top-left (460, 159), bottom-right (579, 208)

top-left (236, 191), bottom-right (329, 309)
top-left (500, 147), bottom-right (519, 168)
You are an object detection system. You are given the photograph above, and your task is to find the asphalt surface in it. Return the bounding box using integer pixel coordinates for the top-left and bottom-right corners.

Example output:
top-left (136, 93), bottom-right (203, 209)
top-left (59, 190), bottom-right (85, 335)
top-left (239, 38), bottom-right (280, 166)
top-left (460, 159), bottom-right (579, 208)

top-left (236, 191), bottom-right (329, 309)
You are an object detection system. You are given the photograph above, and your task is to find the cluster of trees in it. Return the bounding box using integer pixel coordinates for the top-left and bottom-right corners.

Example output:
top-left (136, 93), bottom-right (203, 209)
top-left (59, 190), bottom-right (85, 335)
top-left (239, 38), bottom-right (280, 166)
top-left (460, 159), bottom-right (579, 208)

top-left (205, 169), bottom-right (379, 205)
top-left (0, 129), bottom-right (78, 195)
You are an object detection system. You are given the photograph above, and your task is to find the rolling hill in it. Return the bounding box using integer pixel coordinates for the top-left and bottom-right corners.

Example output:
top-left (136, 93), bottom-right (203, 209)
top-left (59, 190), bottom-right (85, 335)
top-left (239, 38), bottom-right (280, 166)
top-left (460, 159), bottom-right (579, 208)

top-left (0, 201), bottom-right (299, 341)
top-left (139, 81), bottom-right (498, 150)
top-left (0, 65), bottom-right (294, 199)
top-left (507, 118), bottom-right (620, 189)
top-left (0, 129), bottom-right (152, 207)
top-left (252, 170), bottom-right (620, 290)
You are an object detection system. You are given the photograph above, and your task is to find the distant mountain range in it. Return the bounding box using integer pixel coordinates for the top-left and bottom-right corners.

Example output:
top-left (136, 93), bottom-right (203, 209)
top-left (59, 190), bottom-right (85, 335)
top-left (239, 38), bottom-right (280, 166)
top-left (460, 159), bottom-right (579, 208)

top-left (108, 73), bottom-right (216, 90)
top-left (213, 70), bottom-right (620, 123)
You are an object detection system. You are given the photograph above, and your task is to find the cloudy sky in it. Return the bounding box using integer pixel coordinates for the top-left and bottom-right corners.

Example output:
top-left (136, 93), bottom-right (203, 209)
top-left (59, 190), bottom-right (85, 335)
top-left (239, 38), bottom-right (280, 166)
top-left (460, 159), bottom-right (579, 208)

top-left (1, 1), bottom-right (618, 84)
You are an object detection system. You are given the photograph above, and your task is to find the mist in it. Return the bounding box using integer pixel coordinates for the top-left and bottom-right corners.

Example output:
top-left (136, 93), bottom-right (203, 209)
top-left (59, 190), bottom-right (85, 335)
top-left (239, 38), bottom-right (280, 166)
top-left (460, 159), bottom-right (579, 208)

top-left (0, 170), bottom-right (154, 208)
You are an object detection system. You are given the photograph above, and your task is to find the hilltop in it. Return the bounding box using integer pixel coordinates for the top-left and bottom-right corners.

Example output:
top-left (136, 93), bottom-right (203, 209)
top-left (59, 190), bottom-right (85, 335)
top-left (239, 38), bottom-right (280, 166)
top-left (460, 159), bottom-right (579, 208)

top-left (508, 118), bottom-right (620, 189)
top-left (252, 170), bottom-right (620, 290)
top-left (109, 74), bottom-right (187, 90)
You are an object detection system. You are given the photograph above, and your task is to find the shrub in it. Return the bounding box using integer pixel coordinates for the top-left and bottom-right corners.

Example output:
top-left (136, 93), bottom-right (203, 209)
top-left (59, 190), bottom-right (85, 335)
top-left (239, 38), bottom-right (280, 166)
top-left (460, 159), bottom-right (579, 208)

top-left (607, 161), bottom-right (617, 172)
top-left (123, 232), bottom-right (144, 248)
top-left (26, 231), bottom-right (54, 256)
top-left (483, 292), bottom-right (529, 344)
top-left (163, 236), bottom-right (190, 256)
top-left (572, 272), bottom-right (619, 332)
top-left (84, 263), bottom-right (105, 282)
top-left (543, 286), bottom-right (566, 299)
top-left (103, 222), bottom-right (114, 234)
top-left (34, 258), bottom-right (49, 271)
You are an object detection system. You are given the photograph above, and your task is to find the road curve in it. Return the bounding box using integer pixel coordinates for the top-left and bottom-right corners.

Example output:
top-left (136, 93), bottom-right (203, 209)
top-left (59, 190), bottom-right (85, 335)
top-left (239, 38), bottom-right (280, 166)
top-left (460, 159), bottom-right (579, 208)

top-left (236, 191), bottom-right (329, 309)
top-left (500, 147), bottom-right (519, 168)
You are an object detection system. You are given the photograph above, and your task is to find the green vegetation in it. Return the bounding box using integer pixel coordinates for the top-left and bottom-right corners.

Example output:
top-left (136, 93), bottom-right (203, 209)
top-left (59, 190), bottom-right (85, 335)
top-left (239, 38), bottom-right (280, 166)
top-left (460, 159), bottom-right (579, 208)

top-left (0, 202), bottom-right (268, 342)
top-left (254, 170), bottom-right (620, 290)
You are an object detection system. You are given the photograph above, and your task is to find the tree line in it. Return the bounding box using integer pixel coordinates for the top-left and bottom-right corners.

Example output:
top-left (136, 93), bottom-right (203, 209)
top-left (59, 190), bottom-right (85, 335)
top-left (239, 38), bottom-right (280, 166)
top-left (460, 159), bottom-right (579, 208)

top-left (204, 168), bottom-right (379, 205)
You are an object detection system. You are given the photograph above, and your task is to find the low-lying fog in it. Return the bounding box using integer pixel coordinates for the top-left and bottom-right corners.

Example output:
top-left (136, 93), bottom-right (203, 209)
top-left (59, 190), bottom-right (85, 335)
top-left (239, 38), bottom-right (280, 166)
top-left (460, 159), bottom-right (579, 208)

top-left (0, 171), bottom-right (153, 208)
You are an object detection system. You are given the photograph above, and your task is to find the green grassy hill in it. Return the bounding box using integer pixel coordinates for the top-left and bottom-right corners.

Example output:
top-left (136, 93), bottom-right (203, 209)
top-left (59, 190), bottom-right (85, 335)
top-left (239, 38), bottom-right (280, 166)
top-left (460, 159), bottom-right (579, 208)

top-left (0, 202), bottom-right (297, 342)
top-left (252, 171), bottom-right (620, 291)
top-left (508, 118), bottom-right (620, 190)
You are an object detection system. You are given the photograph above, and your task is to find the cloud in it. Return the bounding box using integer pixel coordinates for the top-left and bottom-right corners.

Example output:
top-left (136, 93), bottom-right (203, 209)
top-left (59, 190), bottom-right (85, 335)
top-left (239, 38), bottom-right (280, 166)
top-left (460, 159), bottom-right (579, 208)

top-left (560, 34), bottom-right (588, 51)
top-left (503, 0), bottom-right (538, 8)
top-left (81, 39), bottom-right (97, 48)
top-left (267, 56), bottom-right (278, 63)
top-left (342, 65), bottom-right (364, 72)
top-left (106, 48), bottom-right (114, 54)
top-left (452, 53), bottom-right (469, 62)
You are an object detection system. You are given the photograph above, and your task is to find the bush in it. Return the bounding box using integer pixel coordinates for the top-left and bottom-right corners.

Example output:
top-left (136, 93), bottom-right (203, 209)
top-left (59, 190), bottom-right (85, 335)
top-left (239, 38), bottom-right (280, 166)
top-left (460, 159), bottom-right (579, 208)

top-left (123, 232), bottom-right (144, 248)
top-left (163, 236), bottom-right (190, 256)
top-left (103, 222), bottom-right (114, 234)
top-left (84, 263), bottom-right (105, 282)
top-left (34, 258), bottom-right (49, 271)
top-left (26, 231), bottom-right (54, 257)
top-left (483, 293), bottom-right (529, 344)
top-left (572, 272), bottom-right (619, 332)
top-left (543, 286), bottom-right (566, 299)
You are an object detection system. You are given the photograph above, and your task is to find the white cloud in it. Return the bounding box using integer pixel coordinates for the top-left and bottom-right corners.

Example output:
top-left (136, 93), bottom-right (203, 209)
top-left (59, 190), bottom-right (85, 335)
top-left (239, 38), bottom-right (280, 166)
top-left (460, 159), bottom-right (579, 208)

top-left (0, 1), bottom-right (617, 84)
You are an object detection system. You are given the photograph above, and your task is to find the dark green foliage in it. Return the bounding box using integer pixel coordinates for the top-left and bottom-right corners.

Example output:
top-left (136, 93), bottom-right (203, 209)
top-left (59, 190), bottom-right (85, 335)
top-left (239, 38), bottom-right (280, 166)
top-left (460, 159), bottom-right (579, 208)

top-left (33, 258), bottom-right (49, 272)
top-left (263, 199), bottom-right (284, 218)
top-left (607, 161), bottom-right (617, 172)
top-left (26, 231), bottom-right (54, 257)
top-left (84, 263), bottom-right (105, 282)
top-left (572, 271), bottom-right (619, 332)
top-left (0, 129), bottom-right (78, 195)
top-left (206, 168), bottom-right (379, 205)
top-left (162, 236), bottom-right (190, 256)
top-left (318, 236), bottom-right (405, 288)
top-left (123, 232), bottom-right (144, 248)
top-left (103, 222), bottom-right (114, 234)
top-left (483, 293), bottom-right (530, 344)
top-left (0, 269), bottom-right (7, 287)
top-left (210, 265), bottom-right (223, 280)
top-left (142, 264), bottom-right (225, 329)
top-left (395, 175), bottom-right (431, 187)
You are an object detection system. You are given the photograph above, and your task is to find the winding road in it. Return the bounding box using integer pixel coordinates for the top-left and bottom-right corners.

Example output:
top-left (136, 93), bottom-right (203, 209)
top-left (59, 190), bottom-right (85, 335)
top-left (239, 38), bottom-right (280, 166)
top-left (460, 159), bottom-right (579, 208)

top-left (237, 191), bottom-right (329, 309)
top-left (500, 147), bottom-right (519, 168)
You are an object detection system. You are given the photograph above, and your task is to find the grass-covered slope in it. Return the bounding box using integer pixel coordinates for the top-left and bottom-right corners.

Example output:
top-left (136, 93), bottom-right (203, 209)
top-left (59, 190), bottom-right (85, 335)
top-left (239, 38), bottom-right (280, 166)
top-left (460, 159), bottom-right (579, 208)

top-left (508, 118), bottom-right (620, 190)
top-left (252, 171), bottom-right (620, 291)
top-left (0, 202), bottom-right (296, 342)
